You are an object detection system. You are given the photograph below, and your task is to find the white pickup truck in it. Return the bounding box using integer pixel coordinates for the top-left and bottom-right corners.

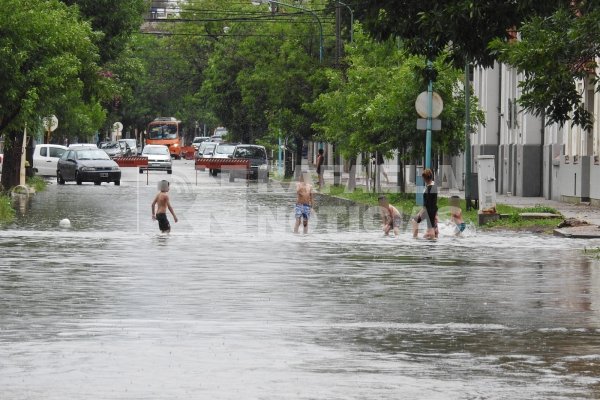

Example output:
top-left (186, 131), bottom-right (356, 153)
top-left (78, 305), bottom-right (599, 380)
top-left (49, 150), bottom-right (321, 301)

top-left (33, 144), bottom-right (68, 176)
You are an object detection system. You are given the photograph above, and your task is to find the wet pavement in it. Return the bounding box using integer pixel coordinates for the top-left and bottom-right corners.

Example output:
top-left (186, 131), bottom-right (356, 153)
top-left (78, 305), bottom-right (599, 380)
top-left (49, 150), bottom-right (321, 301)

top-left (1, 160), bottom-right (600, 399)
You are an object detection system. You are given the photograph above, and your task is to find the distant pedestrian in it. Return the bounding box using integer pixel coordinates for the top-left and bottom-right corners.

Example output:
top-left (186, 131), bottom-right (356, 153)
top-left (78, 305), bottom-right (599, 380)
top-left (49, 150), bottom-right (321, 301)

top-left (449, 195), bottom-right (465, 235)
top-left (411, 168), bottom-right (438, 239)
top-left (378, 195), bottom-right (401, 236)
top-left (152, 180), bottom-right (178, 233)
top-left (294, 172), bottom-right (314, 234)
top-left (376, 153), bottom-right (390, 184)
top-left (315, 148), bottom-right (324, 190)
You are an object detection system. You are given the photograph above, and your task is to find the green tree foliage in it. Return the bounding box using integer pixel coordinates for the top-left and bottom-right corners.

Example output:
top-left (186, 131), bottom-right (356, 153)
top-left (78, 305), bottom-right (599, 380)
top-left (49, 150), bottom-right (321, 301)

top-left (0, 0), bottom-right (102, 188)
top-left (310, 25), bottom-right (483, 180)
top-left (61, 0), bottom-right (147, 63)
top-left (351, 0), bottom-right (561, 67)
top-left (181, 0), bottom-right (328, 169)
top-left (490, 6), bottom-right (600, 129)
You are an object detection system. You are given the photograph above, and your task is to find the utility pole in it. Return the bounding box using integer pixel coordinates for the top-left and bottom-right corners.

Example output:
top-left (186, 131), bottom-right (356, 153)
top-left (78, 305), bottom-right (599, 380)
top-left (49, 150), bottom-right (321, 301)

top-left (465, 60), bottom-right (472, 210)
top-left (333, 2), bottom-right (342, 186)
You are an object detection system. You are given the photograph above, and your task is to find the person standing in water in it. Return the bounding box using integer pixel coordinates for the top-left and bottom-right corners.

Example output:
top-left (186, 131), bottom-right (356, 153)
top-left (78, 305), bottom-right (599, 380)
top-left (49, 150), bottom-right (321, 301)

top-left (411, 168), bottom-right (438, 239)
top-left (294, 172), bottom-right (314, 234)
top-left (152, 180), bottom-right (178, 233)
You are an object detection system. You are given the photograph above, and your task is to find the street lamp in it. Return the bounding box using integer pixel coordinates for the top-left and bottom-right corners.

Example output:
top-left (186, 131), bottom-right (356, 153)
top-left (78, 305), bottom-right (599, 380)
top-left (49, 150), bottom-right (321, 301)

top-left (251, 0), bottom-right (323, 63)
top-left (336, 0), bottom-right (353, 43)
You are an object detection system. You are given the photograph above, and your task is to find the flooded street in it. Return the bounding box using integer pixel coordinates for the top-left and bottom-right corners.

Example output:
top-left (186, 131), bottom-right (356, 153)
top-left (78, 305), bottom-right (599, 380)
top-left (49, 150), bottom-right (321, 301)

top-left (1, 160), bottom-right (600, 399)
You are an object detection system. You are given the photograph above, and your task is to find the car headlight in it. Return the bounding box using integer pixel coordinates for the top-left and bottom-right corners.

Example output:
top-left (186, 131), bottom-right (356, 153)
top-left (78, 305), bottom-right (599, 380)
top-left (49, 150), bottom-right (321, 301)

top-left (172, 143), bottom-right (179, 147)
top-left (258, 164), bottom-right (268, 170)
top-left (111, 166), bottom-right (120, 170)
top-left (81, 167), bottom-right (96, 171)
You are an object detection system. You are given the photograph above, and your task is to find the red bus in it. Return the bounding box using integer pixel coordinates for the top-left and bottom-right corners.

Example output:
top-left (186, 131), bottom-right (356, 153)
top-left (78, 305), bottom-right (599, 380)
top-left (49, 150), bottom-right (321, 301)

top-left (146, 117), bottom-right (183, 158)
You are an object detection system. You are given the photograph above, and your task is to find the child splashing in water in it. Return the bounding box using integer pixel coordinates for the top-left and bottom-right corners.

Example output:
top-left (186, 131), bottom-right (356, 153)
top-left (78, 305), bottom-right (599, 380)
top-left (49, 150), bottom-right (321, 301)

top-left (449, 195), bottom-right (466, 236)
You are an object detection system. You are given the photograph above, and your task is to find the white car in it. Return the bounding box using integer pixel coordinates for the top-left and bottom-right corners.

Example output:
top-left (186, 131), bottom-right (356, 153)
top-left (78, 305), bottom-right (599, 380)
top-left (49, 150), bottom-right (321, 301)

top-left (140, 144), bottom-right (172, 174)
top-left (119, 139), bottom-right (138, 155)
top-left (33, 144), bottom-right (68, 176)
top-left (68, 143), bottom-right (98, 149)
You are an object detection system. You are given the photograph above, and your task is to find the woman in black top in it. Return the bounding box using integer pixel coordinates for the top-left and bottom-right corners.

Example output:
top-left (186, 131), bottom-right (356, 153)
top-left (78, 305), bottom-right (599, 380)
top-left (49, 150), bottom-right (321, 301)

top-left (411, 168), bottom-right (438, 239)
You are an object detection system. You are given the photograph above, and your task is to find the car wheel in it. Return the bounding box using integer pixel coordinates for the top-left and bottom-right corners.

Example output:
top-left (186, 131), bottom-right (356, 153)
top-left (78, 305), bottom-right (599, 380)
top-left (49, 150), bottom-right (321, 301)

top-left (211, 169), bottom-right (218, 177)
top-left (167, 169), bottom-right (172, 174)
top-left (94, 181), bottom-right (101, 186)
top-left (139, 168), bottom-right (144, 174)
top-left (114, 180), bottom-right (120, 186)
top-left (57, 171), bottom-right (65, 185)
top-left (75, 172), bottom-right (82, 185)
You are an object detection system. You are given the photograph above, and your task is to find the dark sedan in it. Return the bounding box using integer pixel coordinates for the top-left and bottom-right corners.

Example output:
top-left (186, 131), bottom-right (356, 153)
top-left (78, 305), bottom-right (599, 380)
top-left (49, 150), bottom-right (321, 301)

top-left (228, 144), bottom-right (269, 183)
top-left (57, 148), bottom-right (121, 185)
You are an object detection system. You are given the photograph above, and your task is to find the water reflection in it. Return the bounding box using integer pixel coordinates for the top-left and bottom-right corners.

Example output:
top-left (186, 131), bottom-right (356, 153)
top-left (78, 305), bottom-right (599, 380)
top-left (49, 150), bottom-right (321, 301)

top-left (1, 167), bottom-right (600, 399)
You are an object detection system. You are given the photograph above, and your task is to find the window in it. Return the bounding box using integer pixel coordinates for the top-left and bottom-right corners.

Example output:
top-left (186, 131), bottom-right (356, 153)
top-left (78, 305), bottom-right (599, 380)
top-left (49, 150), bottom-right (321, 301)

top-left (235, 147), bottom-right (265, 159)
top-left (40, 147), bottom-right (47, 157)
top-left (49, 147), bottom-right (65, 158)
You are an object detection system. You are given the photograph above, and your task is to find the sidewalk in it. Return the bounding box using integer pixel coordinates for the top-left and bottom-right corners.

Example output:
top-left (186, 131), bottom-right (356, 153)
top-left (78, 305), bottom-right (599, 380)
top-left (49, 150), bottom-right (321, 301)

top-left (316, 164), bottom-right (600, 226)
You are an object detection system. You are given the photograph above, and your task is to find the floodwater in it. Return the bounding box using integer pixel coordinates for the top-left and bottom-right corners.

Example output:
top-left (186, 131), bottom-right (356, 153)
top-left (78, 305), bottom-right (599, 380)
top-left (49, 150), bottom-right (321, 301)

top-left (1, 161), bottom-right (600, 399)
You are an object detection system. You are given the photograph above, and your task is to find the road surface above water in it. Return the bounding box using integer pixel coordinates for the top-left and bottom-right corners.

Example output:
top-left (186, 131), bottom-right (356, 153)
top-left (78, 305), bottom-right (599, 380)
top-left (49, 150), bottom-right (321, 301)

top-left (1, 161), bottom-right (600, 399)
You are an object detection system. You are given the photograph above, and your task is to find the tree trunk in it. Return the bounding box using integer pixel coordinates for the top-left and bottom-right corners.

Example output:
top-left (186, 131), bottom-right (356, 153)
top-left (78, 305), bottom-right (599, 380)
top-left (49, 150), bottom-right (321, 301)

top-left (1, 131), bottom-right (24, 191)
top-left (347, 156), bottom-right (357, 192)
top-left (293, 137), bottom-right (303, 180)
top-left (397, 147), bottom-right (406, 193)
top-left (333, 144), bottom-right (342, 186)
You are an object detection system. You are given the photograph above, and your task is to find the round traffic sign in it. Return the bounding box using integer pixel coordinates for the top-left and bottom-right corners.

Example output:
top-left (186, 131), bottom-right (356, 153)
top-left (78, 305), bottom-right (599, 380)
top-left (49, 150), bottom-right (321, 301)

top-left (43, 115), bottom-right (58, 132)
top-left (415, 91), bottom-right (444, 119)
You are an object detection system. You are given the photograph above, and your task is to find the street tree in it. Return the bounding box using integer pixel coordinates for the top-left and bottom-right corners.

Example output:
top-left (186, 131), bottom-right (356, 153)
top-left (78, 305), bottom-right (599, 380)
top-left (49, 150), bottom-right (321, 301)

top-left (351, 1), bottom-right (600, 127)
top-left (490, 6), bottom-right (600, 129)
top-left (0, 0), bottom-right (101, 189)
top-left (311, 25), bottom-right (483, 191)
top-left (60, 0), bottom-right (148, 64)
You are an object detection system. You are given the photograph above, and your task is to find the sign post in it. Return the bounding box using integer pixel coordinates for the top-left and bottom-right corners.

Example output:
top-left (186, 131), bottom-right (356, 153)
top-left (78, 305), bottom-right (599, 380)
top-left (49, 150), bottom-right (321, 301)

top-left (42, 115), bottom-right (58, 144)
top-left (415, 90), bottom-right (444, 168)
top-left (415, 90), bottom-right (443, 204)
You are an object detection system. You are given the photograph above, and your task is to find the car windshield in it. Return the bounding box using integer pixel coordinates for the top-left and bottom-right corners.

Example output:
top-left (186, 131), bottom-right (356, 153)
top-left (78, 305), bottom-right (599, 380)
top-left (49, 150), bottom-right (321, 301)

top-left (102, 142), bottom-right (119, 149)
top-left (148, 124), bottom-right (178, 139)
top-left (77, 150), bottom-right (110, 160)
top-left (215, 145), bottom-right (235, 155)
top-left (193, 137), bottom-right (208, 144)
top-left (201, 143), bottom-right (216, 153)
top-left (234, 147), bottom-right (266, 159)
top-left (143, 147), bottom-right (169, 155)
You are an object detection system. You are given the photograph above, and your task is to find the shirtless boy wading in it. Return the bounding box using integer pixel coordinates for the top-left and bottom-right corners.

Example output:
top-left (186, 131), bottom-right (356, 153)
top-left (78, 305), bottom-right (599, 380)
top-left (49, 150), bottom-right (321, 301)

top-left (151, 180), bottom-right (178, 233)
top-left (294, 173), bottom-right (314, 234)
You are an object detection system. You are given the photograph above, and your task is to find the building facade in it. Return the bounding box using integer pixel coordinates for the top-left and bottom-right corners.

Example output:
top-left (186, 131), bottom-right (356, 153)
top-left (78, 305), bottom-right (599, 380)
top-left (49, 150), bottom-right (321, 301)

top-left (472, 63), bottom-right (600, 205)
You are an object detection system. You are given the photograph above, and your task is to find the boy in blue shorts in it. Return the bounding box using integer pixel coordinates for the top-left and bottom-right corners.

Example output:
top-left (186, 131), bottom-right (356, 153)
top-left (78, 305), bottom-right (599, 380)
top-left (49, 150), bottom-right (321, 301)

top-left (294, 172), bottom-right (314, 234)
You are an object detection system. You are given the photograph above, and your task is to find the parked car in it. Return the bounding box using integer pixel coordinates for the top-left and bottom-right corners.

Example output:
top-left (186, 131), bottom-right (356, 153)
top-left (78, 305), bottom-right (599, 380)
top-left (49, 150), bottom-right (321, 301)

top-left (195, 141), bottom-right (217, 171)
top-left (139, 144), bottom-right (172, 174)
top-left (191, 136), bottom-right (210, 150)
top-left (33, 144), bottom-right (68, 176)
top-left (228, 144), bottom-right (269, 183)
top-left (119, 139), bottom-right (138, 155)
top-left (57, 148), bottom-right (121, 185)
top-left (208, 143), bottom-right (236, 176)
top-left (68, 143), bottom-right (98, 149)
top-left (100, 141), bottom-right (130, 158)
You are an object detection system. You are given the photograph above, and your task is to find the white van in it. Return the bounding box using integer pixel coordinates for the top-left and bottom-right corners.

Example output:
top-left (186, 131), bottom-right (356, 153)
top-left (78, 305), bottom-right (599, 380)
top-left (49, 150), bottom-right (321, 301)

top-left (33, 144), bottom-right (68, 176)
